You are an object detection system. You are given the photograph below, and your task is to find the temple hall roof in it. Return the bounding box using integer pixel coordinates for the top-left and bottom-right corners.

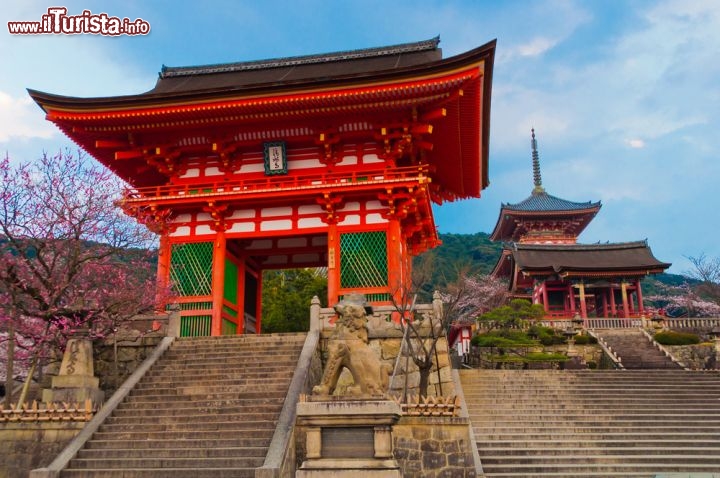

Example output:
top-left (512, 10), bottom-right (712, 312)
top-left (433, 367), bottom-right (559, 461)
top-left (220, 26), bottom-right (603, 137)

top-left (508, 241), bottom-right (671, 277)
top-left (153, 37), bottom-right (443, 93)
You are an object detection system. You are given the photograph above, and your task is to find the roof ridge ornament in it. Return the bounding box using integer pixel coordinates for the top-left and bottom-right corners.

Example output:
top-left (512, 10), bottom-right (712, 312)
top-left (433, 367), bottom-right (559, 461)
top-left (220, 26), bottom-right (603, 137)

top-left (160, 36), bottom-right (441, 78)
top-left (531, 128), bottom-right (545, 195)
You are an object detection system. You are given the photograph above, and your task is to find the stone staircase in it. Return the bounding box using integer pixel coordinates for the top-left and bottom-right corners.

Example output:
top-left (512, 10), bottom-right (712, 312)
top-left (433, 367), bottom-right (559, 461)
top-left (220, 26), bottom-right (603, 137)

top-left (459, 369), bottom-right (720, 477)
top-left (596, 329), bottom-right (681, 369)
top-left (60, 333), bottom-right (307, 478)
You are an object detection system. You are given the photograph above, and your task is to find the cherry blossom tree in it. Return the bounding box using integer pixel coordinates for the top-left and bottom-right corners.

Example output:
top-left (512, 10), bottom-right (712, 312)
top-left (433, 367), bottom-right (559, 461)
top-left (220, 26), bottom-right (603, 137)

top-left (686, 253), bottom-right (720, 306)
top-left (0, 150), bottom-right (160, 406)
top-left (390, 267), bottom-right (508, 398)
top-left (645, 283), bottom-right (720, 318)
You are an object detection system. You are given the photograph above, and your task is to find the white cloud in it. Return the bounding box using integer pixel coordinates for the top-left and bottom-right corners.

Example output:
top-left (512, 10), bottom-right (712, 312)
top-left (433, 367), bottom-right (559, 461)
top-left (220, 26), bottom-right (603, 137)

top-left (0, 91), bottom-right (55, 142)
top-left (626, 139), bottom-right (645, 149)
top-left (516, 36), bottom-right (559, 57)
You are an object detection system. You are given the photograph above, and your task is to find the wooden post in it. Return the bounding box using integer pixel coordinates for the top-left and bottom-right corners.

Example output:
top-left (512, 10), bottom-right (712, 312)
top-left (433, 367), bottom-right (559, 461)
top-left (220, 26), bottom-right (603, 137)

top-left (568, 283), bottom-right (576, 315)
top-left (387, 219), bottom-right (402, 302)
top-left (578, 281), bottom-right (588, 319)
top-left (210, 231), bottom-right (226, 336)
top-left (609, 285), bottom-right (617, 317)
top-left (255, 269), bottom-right (263, 334)
top-left (541, 281), bottom-right (549, 314)
top-left (155, 234), bottom-right (171, 310)
top-left (236, 256), bottom-right (246, 335)
top-left (635, 279), bottom-right (644, 315)
top-left (602, 289), bottom-right (609, 318)
top-left (621, 281), bottom-right (630, 318)
top-left (327, 223), bottom-right (340, 306)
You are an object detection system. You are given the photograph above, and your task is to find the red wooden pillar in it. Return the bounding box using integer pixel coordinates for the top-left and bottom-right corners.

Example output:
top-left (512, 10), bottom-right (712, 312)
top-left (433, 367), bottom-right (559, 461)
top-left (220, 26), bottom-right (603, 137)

top-left (609, 285), bottom-right (617, 317)
top-left (255, 268), bottom-right (263, 334)
top-left (635, 279), bottom-right (644, 315)
top-left (601, 289), bottom-right (609, 318)
top-left (387, 218), bottom-right (403, 302)
top-left (541, 281), bottom-right (549, 314)
top-left (236, 256), bottom-right (246, 335)
top-left (620, 281), bottom-right (630, 318)
top-left (578, 281), bottom-right (588, 319)
top-left (210, 231), bottom-right (226, 336)
top-left (327, 223), bottom-right (340, 307)
top-left (156, 233), bottom-right (171, 310)
top-left (568, 284), bottom-right (576, 316)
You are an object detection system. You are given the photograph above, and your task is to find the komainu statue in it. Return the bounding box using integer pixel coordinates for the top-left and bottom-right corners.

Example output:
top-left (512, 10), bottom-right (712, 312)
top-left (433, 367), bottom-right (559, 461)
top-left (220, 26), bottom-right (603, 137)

top-left (313, 293), bottom-right (391, 396)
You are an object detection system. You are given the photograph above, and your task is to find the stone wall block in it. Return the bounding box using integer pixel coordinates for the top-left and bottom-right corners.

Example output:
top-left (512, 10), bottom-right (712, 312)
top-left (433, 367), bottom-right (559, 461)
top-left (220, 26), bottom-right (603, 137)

top-left (423, 451), bottom-right (448, 470)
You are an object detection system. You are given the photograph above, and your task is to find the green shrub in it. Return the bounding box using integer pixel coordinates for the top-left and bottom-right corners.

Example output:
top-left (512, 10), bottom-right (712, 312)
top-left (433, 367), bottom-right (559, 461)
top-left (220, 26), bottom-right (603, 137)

top-left (528, 325), bottom-right (566, 346)
top-left (471, 330), bottom-right (535, 347)
top-left (574, 334), bottom-right (598, 345)
top-left (654, 331), bottom-right (700, 346)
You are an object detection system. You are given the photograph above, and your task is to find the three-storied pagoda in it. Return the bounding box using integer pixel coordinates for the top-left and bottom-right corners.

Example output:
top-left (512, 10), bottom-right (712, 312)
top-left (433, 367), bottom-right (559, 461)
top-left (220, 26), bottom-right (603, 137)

top-left (30, 37), bottom-right (496, 336)
top-left (490, 130), bottom-right (670, 320)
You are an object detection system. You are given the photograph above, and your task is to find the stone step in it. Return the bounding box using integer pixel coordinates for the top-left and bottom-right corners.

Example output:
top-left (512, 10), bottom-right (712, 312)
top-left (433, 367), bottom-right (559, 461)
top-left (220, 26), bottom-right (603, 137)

top-left (482, 473), bottom-right (672, 478)
top-left (468, 416), bottom-right (720, 425)
top-left (60, 467), bottom-right (255, 478)
top-left (114, 402), bottom-right (283, 414)
top-left (68, 456), bottom-right (265, 469)
top-left (468, 404), bottom-right (720, 413)
top-left (480, 454), bottom-right (720, 465)
top-left (117, 390), bottom-right (288, 402)
top-left (129, 383), bottom-right (289, 397)
top-left (473, 424), bottom-right (720, 433)
top-left (114, 398), bottom-right (284, 413)
top-left (105, 411), bottom-right (279, 425)
top-left (98, 419), bottom-right (277, 433)
top-left (84, 437), bottom-right (271, 450)
top-left (150, 360), bottom-right (299, 371)
top-left (474, 432), bottom-right (720, 441)
top-left (138, 370), bottom-right (295, 382)
top-left (77, 446), bottom-right (267, 459)
top-left (477, 446), bottom-right (720, 456)
top-left (90, 427), bottom-right (276, 443)
top-left (480, 463), bottom-right (720, 474)
top-left (478, 440), bottom-right (720, 449)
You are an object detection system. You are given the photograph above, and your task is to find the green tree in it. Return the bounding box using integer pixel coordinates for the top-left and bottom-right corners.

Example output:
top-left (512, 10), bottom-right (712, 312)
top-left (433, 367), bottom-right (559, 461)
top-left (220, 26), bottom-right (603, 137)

top-left (261, 269), bottom-right (327, 333)
top-left (478, 299), bottom-right (545, 331)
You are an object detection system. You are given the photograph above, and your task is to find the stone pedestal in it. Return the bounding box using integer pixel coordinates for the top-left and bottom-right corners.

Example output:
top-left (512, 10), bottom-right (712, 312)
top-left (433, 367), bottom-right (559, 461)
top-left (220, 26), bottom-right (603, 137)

top-left (42, 338), bottom-right (104, 404)
top-left (296, 398), bottom-right (402, 477)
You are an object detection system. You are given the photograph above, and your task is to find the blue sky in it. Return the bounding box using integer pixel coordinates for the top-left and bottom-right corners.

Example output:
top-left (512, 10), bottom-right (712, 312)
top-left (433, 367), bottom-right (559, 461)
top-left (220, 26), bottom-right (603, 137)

top-left (2, 0), bottom-right (718, 275)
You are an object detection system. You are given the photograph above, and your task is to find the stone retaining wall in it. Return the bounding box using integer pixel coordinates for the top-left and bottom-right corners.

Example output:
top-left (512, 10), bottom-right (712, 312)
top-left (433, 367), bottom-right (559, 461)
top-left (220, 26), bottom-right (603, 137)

top-left (0, 422), bottom-right (84, 478)
top-left (666, 343), bottom-right (717, 370)
top-left (393, 417), bottom-right (477, 477)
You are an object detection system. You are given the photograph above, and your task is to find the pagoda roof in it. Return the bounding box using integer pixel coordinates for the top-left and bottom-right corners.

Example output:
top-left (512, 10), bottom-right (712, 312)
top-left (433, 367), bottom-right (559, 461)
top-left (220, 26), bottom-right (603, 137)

top-left (488, 193), bottom-right (601, 242)
top-left (28, 37), bottom-right (495, 200)
top-left (489, 130), bottom-right (601, 242)
top-left (492, 241), bottom-right (671, 280)
top-left (502, 190), bottom-right (601, 212)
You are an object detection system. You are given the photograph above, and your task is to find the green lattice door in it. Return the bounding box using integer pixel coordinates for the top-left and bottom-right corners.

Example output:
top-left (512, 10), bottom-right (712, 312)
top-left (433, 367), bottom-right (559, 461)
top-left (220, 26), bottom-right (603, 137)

top-left (170, 242), bottom-right (213, 337)
top-left (339, 230), bottom-right (390, 302)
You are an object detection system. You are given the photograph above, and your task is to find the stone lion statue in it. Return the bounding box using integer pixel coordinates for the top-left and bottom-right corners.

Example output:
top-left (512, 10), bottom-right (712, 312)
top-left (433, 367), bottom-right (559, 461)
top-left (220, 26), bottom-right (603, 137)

top-left (312, 293), bottom-right (391, 396)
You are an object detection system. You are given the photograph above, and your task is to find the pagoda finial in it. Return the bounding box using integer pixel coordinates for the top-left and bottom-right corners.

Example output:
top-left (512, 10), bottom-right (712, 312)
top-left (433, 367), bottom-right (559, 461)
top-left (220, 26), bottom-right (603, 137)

top-left (531, 128), bottom-right (545, 194)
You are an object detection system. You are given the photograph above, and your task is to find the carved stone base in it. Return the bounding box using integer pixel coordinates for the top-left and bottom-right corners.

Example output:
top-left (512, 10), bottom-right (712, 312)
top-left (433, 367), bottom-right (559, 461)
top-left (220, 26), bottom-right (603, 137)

top-left (41, 338), bottom-right (104, 404)
top-left (296, 399), bottom-right (401, 477)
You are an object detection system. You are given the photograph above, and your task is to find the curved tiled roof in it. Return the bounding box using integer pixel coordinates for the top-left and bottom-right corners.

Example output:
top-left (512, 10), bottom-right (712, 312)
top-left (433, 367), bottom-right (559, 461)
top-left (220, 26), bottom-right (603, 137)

top-left (160, 37), bottom-right (441, 78)
top-left (503, 191), bottom-right (601, 212)
top-left (511, 240), bottom-right (671, 273)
